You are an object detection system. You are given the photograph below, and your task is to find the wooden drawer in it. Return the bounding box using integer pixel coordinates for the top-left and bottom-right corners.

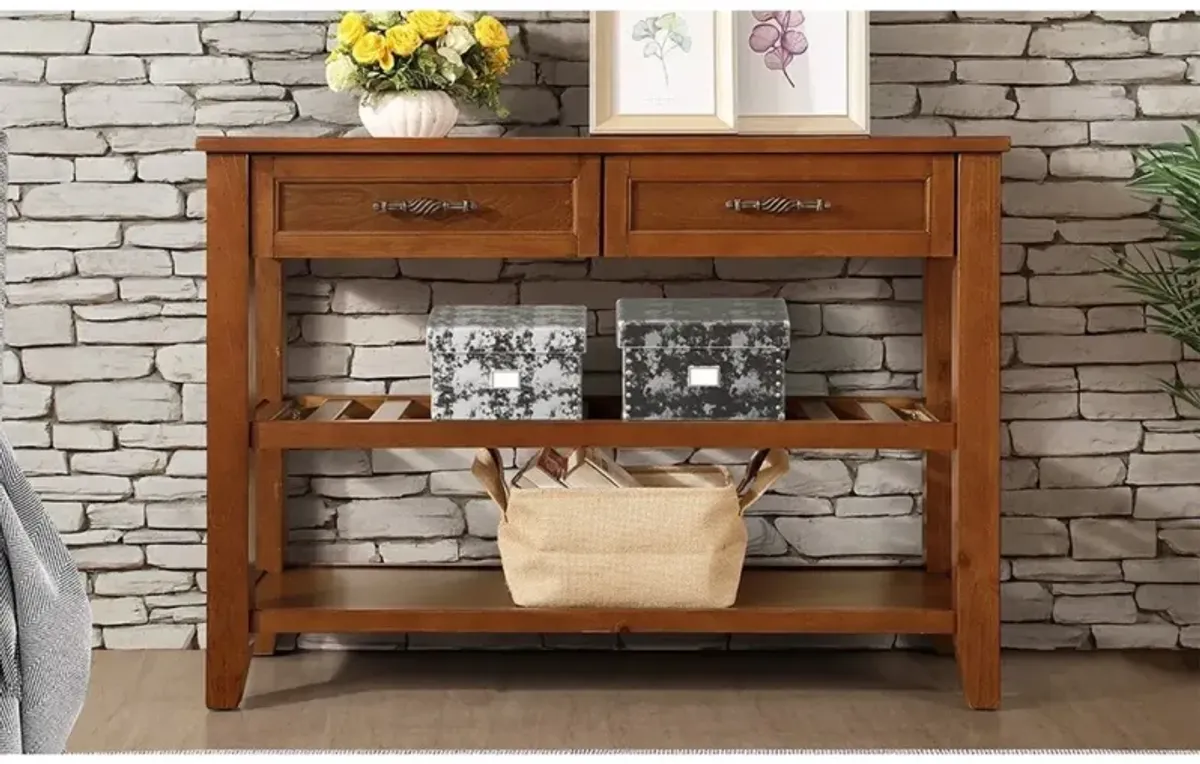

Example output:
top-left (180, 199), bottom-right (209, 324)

top-left (604, 155), bottom-right (955, 258)
top-left (257, 155), bottom-right (600, 259)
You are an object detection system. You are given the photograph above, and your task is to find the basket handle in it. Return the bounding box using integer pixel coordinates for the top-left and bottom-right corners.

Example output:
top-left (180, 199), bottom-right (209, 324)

top-left (471, 447), bottom-right (509, 520)
top-left (736, 448), bottom-right (789, 514)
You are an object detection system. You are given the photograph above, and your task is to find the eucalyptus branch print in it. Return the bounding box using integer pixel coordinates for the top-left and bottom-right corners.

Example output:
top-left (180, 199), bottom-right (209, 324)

top-left (748, 11), bottom-right (808, 88)
top-left (633, 13), bottom-right (692, 86)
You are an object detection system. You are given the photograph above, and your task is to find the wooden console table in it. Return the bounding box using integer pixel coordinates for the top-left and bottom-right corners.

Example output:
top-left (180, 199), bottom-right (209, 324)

top-left (198, 136), bottom-right (1008, 711)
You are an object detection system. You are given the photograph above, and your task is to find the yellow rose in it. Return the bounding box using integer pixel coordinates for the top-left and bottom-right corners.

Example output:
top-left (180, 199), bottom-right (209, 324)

top-left (386, 23), bottom-right (422, 56)
top-left (406, 10), bottom-right (452, 40)
top-left (352, 31), bottom-right (394, 71)
top-left (486, 46), bottom-right (510, 74)
top-left (473, 15), bottom-right (509, 49)
top-left (336, 12), bottom-right (368, 47)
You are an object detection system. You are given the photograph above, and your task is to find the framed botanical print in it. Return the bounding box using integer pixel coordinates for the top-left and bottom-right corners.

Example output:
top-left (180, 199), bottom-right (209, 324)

top-left (735, 11), bottom-right (869, 134)
top-left (589, 11), bottom-right (736, 134)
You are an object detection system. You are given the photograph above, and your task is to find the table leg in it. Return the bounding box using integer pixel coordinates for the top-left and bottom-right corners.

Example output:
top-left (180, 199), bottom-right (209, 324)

top-left (952, 153), bottom-right (1002, 710)
top-left (206, 153), bottom-right (253, 710)
top-left (252, 250), bottom-right (287, 657)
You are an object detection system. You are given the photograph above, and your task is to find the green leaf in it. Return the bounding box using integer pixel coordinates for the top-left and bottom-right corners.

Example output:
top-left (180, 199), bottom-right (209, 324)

top-left (657, 12), bottom-right (687, 36)
top-left (642, 40), bottom-right (659, 57)
top-left (632, 19), bottom-right (653, 41)
top-left (670, 32), bottom-right (692, 52)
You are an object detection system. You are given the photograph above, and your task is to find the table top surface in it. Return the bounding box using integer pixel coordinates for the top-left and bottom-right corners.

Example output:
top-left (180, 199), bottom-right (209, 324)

top-left (196, 135), bottom-right (1012, 155)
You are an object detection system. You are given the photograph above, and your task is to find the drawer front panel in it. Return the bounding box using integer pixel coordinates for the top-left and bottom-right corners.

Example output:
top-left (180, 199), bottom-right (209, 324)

top-left (606, 154), bottom-right (954, 258)
top-left (260, 155), bottom-right (600, 259)
top-left (632, 180), bottom-right (926, 232)
top-left (279, 181), bottom-right (574, 233)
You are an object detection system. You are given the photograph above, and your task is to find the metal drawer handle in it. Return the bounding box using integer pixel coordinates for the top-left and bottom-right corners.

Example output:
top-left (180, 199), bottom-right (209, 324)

top-left (373, 198), bottom-right (478, 216)
top-left (725, 197), bottom-right (831, 213)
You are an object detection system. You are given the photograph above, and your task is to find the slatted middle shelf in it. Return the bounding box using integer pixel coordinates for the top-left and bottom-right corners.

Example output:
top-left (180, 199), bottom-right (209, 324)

top-left (253, 394), bottom-right (951, 450)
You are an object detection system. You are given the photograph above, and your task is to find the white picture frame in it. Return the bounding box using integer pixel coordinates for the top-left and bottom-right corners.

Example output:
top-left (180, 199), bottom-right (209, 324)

top-left (589, 11), bottom-right (736, 135)
top-left (734, 11), bottom-right (869, 135)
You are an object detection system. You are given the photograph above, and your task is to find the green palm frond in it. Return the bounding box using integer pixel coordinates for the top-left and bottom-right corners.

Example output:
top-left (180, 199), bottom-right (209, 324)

top-left (1128, 127), bottom-right (1200, 258)
top-left (1163, 378), bottom-right (1200, 414)
top-left (1106, 125), bottom-right (1200, 412)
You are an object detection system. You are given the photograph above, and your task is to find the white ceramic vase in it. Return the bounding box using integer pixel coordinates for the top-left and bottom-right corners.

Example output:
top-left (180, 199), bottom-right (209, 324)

top-left (358, 90), bottom-right (458, 138)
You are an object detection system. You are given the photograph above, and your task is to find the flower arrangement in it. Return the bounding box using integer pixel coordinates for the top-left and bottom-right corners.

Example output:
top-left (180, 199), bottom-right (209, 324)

top-left (326, 10), bottom-right (513, 115)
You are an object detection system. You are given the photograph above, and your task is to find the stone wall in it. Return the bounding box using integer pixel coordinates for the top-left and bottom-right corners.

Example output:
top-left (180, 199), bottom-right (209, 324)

top-left (1, 10), bottom-right (1198, 651)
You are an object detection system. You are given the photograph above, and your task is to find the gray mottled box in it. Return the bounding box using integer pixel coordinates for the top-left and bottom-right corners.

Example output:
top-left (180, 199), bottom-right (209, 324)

top-left (616, 298), bottom-right (790, 421)
top-left (426, 305), bottom-right (587, 420)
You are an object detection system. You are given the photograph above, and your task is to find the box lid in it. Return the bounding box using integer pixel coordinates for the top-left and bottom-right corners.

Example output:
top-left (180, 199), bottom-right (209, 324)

top-left (427, 305), bottom-right (587, 355)
top-left (616, 298), bottom-right (790, 350)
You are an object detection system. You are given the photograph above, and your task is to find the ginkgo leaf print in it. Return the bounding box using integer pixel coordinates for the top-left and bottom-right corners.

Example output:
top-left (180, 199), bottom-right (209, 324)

top-left (748, 10), bottom-right (808, 88)
top-left (633, 12), bottom-right (692, 86)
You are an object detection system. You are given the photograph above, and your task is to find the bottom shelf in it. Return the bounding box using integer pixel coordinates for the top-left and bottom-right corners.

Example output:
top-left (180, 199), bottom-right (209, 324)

top-left (254, 567), bottom-right (953, 636)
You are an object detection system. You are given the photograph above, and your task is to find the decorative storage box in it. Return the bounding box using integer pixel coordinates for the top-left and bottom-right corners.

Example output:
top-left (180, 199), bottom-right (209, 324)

top-left (426, 305), bottom-right (587, 420)
top-left (616, 298), bottom-right (790, 421)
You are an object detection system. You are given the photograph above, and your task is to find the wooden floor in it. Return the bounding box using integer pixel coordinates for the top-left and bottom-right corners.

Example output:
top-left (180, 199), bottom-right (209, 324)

top-left (73, 649), bottom-right (1200, 751)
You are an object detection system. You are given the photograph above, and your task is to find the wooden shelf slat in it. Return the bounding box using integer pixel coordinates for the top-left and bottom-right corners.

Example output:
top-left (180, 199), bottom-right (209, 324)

top-left (254, 567), bottom-right (954, 636)
top-left (860, 401), bottom-right (903, 422)
top-left (309, 400), bottom-right (354, 421)
top-left (370, 400), bottom-right (413, 421)
top-left (255, 395), bottom-right (953, 450)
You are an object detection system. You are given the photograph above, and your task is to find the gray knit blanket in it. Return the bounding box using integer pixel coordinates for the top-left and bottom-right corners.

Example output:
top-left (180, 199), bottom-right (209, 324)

top-left (0, 131), bottom-right (92, 752)
top-left (0, 429), bottom-right (92, 753)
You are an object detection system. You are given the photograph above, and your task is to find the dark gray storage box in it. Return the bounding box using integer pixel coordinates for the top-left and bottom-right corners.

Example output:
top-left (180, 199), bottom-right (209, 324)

top-left (616, 298), bottom-right (790, 421)
top-left (426, 305), bottom-right (587, 420)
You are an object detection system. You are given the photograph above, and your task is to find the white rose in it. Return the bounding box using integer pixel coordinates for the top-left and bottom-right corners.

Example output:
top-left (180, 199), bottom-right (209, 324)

top-left (437, 47), bottom-right (463, 82)
top-left (325, 55), bottom-right (359, 93)
top-left (440, 24), bottom-right (475, 55)
top-left (451, 11), bottom-right (478, 23)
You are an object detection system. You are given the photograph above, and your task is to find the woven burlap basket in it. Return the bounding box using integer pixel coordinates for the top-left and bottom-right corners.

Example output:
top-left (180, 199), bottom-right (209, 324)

top-left (472, 448), bottom-right (789, 609)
